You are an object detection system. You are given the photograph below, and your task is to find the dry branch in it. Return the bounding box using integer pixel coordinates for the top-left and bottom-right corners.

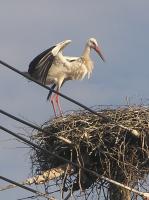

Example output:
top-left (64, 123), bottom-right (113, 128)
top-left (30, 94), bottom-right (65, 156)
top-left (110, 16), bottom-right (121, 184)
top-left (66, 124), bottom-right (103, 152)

top-left (0, 164), bottom-right (68, 191)
top-left (118, 124), bottom-right (140, 137)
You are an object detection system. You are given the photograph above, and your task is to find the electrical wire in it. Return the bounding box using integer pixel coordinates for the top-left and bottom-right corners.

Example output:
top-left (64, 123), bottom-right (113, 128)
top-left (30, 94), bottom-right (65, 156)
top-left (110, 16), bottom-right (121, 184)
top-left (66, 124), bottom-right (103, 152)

top-left (0, 176), bottom-right (52, 199)
top-left (0, 109), bottom-right (72, 145)
top-left (0, 125), bottom-right (70, 164)
top-left (0, 60), bottom-right (109, 121)
top-left (0, 109), bottom-right (46, 132)
top-left (0, 109), bottom-right (62, 139)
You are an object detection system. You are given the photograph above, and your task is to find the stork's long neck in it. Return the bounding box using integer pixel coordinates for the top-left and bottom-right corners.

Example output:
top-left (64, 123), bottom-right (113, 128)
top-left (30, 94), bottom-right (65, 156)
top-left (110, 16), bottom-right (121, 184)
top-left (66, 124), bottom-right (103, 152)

top-left (81, 44), bottom-right (93, 78)
top-left (82, 44), bottom-right (91, 58)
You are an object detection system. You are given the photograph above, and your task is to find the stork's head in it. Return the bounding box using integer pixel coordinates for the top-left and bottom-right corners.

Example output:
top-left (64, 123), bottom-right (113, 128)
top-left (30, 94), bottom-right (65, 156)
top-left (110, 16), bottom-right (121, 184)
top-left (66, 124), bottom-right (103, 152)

top-left (88, 38), bottom-right (105, 62)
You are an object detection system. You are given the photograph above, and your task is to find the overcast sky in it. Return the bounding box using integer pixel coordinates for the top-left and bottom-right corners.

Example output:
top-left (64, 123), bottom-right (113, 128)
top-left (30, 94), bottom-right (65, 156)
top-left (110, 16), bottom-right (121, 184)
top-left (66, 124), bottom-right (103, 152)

top-left (0, 0), bottom-right (149, 199)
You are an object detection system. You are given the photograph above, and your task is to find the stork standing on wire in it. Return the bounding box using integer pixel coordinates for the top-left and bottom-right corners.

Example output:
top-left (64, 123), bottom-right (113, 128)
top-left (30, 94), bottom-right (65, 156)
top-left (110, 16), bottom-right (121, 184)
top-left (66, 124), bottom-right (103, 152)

top-left (27, 38), bottom-right (105, 116)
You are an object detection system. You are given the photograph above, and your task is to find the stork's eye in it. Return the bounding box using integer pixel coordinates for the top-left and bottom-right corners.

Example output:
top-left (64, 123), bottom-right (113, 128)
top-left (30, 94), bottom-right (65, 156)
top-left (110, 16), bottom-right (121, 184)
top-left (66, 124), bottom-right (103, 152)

top-left (92, 41), bottom-right (96, 46)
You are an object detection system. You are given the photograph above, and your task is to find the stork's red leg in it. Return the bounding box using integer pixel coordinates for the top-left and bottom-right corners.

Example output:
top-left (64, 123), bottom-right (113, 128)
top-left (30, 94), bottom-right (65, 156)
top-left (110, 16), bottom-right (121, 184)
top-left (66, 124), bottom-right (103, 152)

top-left (49, 87), bottom-right (63, 117)
top-left (55, 93), bottom-right (63, 116)
top-left (50, 94), bottom-right (57, 117)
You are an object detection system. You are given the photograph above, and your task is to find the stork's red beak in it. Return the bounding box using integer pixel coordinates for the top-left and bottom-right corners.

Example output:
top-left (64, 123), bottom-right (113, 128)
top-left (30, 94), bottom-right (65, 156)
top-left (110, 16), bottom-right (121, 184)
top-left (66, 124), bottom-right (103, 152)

top-left (94, 46), bottom-right (105, 62)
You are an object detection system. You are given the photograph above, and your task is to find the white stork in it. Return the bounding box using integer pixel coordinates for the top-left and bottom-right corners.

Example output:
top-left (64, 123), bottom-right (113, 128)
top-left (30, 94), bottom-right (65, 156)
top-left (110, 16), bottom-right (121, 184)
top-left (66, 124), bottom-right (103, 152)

top-left (27, 38), bottom-right (105, 116)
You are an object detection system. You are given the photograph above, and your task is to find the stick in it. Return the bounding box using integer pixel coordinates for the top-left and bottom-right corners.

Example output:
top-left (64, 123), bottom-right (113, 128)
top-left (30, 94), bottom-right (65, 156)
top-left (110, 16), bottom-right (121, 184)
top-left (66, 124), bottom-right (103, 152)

top-left (0, 165), bottom-right (67, 191)
top-left (118, 124), bottom-right (140, 137)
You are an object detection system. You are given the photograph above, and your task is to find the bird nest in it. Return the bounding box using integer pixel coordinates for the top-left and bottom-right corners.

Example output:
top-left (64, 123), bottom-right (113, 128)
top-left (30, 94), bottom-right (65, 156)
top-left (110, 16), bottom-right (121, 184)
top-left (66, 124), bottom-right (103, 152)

top-left (30, 106), bottom-right (149, 199)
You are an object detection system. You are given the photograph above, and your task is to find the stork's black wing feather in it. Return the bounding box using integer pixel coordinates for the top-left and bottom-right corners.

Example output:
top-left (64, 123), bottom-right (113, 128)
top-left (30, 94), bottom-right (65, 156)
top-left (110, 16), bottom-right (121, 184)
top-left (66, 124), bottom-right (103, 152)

top-left (28, 46), bottom-right (55, 84)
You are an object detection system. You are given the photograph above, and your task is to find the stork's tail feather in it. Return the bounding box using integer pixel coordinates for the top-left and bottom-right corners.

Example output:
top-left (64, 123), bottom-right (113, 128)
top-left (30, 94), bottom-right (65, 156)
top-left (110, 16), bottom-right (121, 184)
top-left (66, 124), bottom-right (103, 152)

top-left (47, 84), bottom-right (56, 100)
top-left (22, 71), bottom-right (31, 78)
top-left (22, 71), bottom-right (34, 82)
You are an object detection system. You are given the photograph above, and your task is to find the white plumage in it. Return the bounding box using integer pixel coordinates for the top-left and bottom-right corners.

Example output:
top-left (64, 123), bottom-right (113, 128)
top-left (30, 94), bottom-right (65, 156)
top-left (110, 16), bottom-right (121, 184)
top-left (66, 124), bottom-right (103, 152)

top-left (28, 38), bottom-right (105, 116)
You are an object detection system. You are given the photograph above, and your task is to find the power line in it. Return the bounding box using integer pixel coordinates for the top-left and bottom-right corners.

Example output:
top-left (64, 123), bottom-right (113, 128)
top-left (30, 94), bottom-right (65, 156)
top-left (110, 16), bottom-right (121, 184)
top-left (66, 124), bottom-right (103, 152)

top-left (0, 109), bottom-right (46, 132)
top-left (0, 125), bottom-right (70, 164)
top-left (0, 109), bottom-right (71, 144)
top-left (0, 125), bottom-right (147, 199)
top-left (0, 109), bottom-right (56, 137)
top-left (17, 188), bottom-right (61, 200)
top-left (0, 60), bottom-right (109, 121)
top-left (0, 176), bottom-right (54, 200)
top-left (0, 178), bottom-right (58, 192)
